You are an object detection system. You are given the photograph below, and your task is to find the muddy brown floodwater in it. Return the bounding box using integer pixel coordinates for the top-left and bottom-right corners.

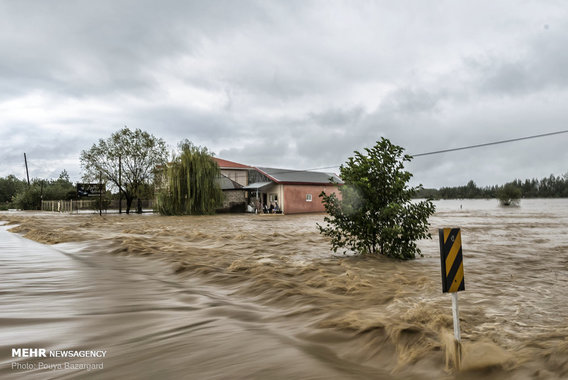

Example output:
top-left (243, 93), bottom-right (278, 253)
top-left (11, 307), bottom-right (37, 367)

top-left (1, 199), bottom-right (567, 379)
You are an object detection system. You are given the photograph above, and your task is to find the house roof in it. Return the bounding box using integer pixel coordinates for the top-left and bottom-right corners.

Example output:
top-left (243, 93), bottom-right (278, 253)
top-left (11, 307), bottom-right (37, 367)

top-left (212, 158), bottom-right (342, 185)
top-left (255, 167), bottom-right (342, 185)
top-left (212, 157), bottom-right (250, 169)
top-left (216, 175), bottom-right (243, 190)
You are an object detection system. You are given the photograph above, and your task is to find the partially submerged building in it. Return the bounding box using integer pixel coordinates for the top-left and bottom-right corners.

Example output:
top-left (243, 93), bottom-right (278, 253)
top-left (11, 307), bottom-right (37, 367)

top-left (212, 158), bottom-right (342, 214)
top-left (214, 158), bottom-right (251, 187)
top-left (216, 174), bottom-right (247, 213)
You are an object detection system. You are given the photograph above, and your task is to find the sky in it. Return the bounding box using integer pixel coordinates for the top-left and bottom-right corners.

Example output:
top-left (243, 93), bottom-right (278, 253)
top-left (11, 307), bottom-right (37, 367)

top-left (1, 0), bottom-right (568, 188)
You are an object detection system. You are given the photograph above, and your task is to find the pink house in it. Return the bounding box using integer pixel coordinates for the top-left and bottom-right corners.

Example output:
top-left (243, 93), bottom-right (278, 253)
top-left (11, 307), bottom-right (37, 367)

top-left (212, 158), bottom-right (342, 214)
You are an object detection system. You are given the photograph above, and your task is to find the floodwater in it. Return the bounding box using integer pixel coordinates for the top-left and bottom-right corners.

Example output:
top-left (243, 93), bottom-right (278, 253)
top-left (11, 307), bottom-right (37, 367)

top-left (0, 199), bottom-right (567, 379)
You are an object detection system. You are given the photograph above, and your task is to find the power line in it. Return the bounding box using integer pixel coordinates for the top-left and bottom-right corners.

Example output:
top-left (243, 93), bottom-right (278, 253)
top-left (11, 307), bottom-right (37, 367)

top-left (411, 129), bottom-right (568, 157)
top-left (244, 129), bottom-right (568, 176)
top-left (304, 129), bottom-right (568, 171)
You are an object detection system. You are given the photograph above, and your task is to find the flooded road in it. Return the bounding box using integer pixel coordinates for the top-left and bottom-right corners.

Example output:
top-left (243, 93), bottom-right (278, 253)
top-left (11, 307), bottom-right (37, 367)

top-left (1, 199), bottom-right (567, 379)
top-left (0, 225), bottom-right (383, 379)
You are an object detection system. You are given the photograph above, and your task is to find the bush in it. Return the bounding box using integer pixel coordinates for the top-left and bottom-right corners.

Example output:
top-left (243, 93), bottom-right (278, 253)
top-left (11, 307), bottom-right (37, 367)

top-left (12, 186), bottom-right (42, 210)
top-left (497, 183), bottom-right (522, 206)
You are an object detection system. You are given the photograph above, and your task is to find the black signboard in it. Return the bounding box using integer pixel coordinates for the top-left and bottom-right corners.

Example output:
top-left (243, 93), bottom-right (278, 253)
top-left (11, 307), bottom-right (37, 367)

top-left (77, 183), bottom-right (105, 197)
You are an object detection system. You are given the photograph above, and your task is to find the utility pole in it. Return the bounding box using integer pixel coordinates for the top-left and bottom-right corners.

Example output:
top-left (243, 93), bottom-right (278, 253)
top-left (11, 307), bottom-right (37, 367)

top-left (40, 180), bottom-right (44, 210)
top-left (119, 155), bottom-right (122, 214)
top-left (99, 170), bottom-right (103, 216)
top-left (24, 153), bottom-right (30, 186)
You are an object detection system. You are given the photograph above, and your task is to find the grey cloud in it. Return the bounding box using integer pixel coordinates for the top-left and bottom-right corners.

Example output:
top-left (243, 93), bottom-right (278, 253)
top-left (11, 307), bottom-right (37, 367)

top-left (2, 1), bottom-right (568, 187)
top-left (218, 139), bottom-right (296, 169)
top-left (468, 26), bottom-right (568, 96)
top-left (130, 105), bottom-right (248, 147)
top-left (381, 88), bottom-right (445, 115)
top-left (0, 0), bottom-right (267, 98)
top-left (308, 107), bottom-right (364, 127)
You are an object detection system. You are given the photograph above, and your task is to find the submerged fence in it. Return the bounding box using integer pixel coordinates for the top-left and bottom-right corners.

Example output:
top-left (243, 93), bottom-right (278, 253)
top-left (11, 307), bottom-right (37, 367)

top-left (41, 199), bottom-right (154, 213)
top-left (41, 200), bottom-right (93, 213)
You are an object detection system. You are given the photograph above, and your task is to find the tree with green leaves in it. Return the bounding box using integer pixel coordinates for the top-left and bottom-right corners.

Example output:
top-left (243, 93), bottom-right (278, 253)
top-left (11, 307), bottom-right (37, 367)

top-left (0, 175), bottom-right (26, 204)
top-left (80, 127), bottom-right (168, 213)
top-left (156, 140), bottom-right (223, 215)
top-left (157, 139), bottom-right (223, 215)
top-left (318, 138), bottom-right (435, 260)
top-left (497, 183), bottom-right (522, 206)
top-left (10, 171), bottom-right (75, 210)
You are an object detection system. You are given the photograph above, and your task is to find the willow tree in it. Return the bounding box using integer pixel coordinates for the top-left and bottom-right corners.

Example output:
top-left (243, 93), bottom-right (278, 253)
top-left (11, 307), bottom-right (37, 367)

top-left (157, 141), bottom-right (223, 215)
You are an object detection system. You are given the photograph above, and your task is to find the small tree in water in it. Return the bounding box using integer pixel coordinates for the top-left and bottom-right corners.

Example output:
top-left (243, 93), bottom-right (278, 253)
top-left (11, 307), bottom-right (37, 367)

top-left (318, 138), bottom-right (435, 260)
top-left (497, 183), bottom-right (521, 207)
top-left (157, 141), bottom-right (223, 215)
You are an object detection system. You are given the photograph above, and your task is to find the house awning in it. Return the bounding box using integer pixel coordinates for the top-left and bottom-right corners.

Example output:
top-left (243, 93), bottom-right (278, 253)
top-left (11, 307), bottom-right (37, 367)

top-left (243, 182), bottom-right (273, 190)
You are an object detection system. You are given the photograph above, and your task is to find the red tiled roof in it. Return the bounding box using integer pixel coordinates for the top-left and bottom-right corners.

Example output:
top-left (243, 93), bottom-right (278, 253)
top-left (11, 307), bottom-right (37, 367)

top-left (212, 157), bottom-right (250, 169)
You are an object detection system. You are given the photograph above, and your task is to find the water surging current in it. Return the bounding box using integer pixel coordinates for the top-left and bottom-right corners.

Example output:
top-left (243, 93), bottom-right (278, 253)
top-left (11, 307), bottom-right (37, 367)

top-left (1, 199), bottom-right (567, 379)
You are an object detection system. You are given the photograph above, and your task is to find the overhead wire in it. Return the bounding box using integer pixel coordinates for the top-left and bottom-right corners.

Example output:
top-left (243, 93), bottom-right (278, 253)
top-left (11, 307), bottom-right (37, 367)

top-left (244, 129), bottom-right (568, 176)
top-left (411, 129), bottom-right (568, 157)
top-left (303, 129), bottom-right (568, 172)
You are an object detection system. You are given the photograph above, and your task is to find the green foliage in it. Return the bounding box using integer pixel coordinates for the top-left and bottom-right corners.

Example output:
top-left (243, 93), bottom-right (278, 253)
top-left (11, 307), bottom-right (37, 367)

top-left (90, 196), bottom-right (112, 211)
top-left (433, 172), bottom-right (568, 200)
top-left (156, 140), bottom-right (223, 215)
top-left (438, 181), bottom-right (497, 199)
top-left (12, 185), bottom-right (42, 210)
top-left (318, 138), bottom-right (435, 260)
top-left (0, 175), bottom-right (26, 203)
top-left (44, 172), bottom-right (76, 200)
top-left (80, 127), bottom-right (168, 213)
top-left (497, 183), bottom-right (522, 206)
top-left (414, 187), bottom-right (440, 199)
top-left (9, 172), bottom-right (75, 210)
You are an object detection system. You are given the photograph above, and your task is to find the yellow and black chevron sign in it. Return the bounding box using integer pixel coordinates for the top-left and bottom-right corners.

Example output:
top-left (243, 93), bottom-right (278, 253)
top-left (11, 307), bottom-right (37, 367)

top-left (439, 228), bottom-right (465, 293)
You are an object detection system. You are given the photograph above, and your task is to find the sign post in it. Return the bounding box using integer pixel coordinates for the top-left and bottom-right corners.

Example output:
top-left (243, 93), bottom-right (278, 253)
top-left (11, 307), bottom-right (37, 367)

top-left (439, 228), bottom-right (465, 369)
top-left (99, 171), bottom-right (102, 216)
top-left (77, 182), bottom-right (105, 215)
top-left (118, 156), bottom-right (122, 214)
top-left (451, 292), bottom-right (460, 342)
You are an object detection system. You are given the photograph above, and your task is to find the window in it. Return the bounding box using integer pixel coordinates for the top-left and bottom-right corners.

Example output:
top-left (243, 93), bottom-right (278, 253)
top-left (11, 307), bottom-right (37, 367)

top-left (306, 194), bottom-right (312, 202)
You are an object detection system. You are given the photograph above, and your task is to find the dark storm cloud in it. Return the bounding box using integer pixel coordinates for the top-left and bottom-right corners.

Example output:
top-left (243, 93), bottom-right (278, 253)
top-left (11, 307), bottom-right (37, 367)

top-left (219, 139), bottom-right (295, 169)
top-left (1, 0), bottom-right (567, 186)
top-left (0, 0), bottom-right (266, 98)
top-left (131, 105), bottom-right (245, 146)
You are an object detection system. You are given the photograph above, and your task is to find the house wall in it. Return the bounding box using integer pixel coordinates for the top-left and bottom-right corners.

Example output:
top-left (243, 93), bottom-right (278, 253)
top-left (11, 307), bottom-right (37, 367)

top-left (222, 190), bottom-right (247, 208)
top-left (220, 169), bottom-right (248, 187)
top-left (263, 184), bottom-right (284, 208)
top-left (283, 184), bottom-right (341, 214)
top-left (217, 190), bottom-right (248, 213)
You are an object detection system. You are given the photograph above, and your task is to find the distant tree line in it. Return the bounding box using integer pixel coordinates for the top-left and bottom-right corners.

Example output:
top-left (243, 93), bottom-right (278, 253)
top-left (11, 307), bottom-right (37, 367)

top-left (0, 170), bottom-right (156, 211)
top-left (1, 127), bottom-right (223, 215)
top-left (416, 173), bottom-right (568, 199)
top-left (0, 170), bottom-right (75, 210)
